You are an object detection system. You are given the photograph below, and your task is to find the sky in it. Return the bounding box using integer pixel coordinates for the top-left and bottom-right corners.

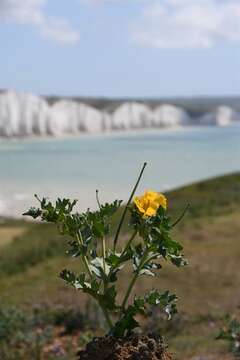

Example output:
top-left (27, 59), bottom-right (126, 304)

top-left (1, 0), bottom-right (240, 98)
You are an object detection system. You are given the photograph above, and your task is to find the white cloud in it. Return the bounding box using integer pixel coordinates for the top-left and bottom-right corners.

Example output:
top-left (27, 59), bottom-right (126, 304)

top-left (0, 0), bottom-right (80, 45)
top-left (132, 0), bottom-right (240, 49)
top-left (79, 0), bottom-right (116, 4)
top-left (79, 0), bottom-right (147, 6)
top-left (41, 17), bottom-right (80, 44)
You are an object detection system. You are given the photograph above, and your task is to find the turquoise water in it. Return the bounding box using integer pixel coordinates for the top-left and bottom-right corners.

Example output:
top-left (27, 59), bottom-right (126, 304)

top-left (0, 125), bottom-right (240, 216)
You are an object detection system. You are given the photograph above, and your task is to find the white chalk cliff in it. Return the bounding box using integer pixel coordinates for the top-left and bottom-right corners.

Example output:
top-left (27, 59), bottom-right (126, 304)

top-left (153, 105), bottom-right (191, 128)
top-left (110, 103), bottom-right (152, 130)
top-left (199, 106), bottom-right (240, 127)
top-left (0, 91), bottom-right (104, 137)
top-left (0, 91), bottom-right (239, 137)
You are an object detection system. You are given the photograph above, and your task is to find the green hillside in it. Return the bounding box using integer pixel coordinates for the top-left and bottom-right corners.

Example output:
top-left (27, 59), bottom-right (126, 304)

top-left (0, 173), bottom-right (240, 359)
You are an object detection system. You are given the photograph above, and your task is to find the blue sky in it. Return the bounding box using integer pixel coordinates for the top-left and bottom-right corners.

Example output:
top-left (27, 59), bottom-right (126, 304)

top-left (1, 0), bottom-right (240, 98)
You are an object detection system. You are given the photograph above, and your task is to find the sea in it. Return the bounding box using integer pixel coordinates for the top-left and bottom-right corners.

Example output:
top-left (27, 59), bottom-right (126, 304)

top-left (0, 125), bottom-right (240, 217)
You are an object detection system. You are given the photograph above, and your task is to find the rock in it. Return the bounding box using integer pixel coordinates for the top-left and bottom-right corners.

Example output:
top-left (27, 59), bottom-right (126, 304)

top-left (77, 334), bottom-right (172, 360)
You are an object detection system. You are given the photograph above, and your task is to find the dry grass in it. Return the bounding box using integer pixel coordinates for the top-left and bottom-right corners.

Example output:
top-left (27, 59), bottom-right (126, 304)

top-left (0, 227), bottom-right (27, 248)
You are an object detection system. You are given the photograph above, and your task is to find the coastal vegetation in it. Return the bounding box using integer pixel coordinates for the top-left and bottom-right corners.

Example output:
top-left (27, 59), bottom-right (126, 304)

top-left (0, 172), bottom-right (240, 359)
top-left (22, 163), bottom-right (187, 359)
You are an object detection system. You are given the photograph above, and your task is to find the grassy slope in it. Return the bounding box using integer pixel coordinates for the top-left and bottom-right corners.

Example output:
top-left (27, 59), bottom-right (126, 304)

top-left (0, 173), bottom-right (240, 359)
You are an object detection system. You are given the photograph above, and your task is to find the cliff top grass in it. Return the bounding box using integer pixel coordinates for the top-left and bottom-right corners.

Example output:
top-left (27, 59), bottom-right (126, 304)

top-left (0, 172), bottom-right (240, 359)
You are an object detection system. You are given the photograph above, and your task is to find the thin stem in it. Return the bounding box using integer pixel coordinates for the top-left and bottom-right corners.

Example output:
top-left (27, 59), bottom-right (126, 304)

top-left (96, 189), bottom-right (101, 209)
top-left (121, 271), bottom-right (139, 310)
top-left (117, 230), bottom-right (137, 266)
top-left (101, 236), bottom-right (113, 329)
top-left (107, 230), bottom-right (137, 282)
top-left (121, 249), bottom-right (149, 309)
top-left (76, 225), bottom-right (113, 330)
top-left (77, 231), bottom-right (113, 330)
top-left (99, 304), bottom-right (113, 329)
top-left (171, 203), bottom-right (190, 228)
top-left (96, 190), bottom-right (107, 288)
top-left (113, 162), bottom-right (147, 251)
top-left (122, 230), bottom-right (137, 258)
top-left (76, 231), bottom-right (92, 278)
top-left (96, 190), bottom-right (107, 285)
top-left (102, 236), bottom-right (106, 276)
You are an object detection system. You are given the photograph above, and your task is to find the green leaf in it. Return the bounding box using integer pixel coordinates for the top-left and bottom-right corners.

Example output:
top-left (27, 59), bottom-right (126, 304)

top-left (22, 207), bottom-right (41, 219)
top-left (145, 290), bottom-right (178, 319)
top-left (23, 196), bottom-right (78, 224)
top-left (90, 257), bottom-right (111, 279)
top-left (169, 254), bottom-right (188, 267)
top-left (139, 256), bottom-right (162, 277)
top-left (60, 269), bottom-right (88, 290)
top-left (106, 248), bottom-right (133, 282)
top-left (129, 203), bottom-right (187, 268)
top-left (111, 289), bottom-right (177, 337)
top-left (60, 269), bottom-right (100, 298)
top-left (99, 200), bottom-right (122, 218)
top-left (121, 290), bottom-right (176, 323)
top-left (106, 247), bottom-right (133, 267)
top-left (110, 297), bottom-right (145, 337)
top-left (139, 269), bottom-right (155, 277)
top-left (111, 315), bottom-right (139, 338)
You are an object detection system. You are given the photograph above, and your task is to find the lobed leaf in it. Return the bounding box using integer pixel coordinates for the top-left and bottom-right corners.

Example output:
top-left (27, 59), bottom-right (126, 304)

top-left (111, 289), bottom-right (177, 337)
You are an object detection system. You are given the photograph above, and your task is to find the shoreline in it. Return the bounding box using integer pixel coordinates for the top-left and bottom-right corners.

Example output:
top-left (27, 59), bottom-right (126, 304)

top-left (0, 124), bottom-right (239, 220)
top-left (1, 169), bottom-right (238, 220)
top-left (0, 124), bottom-right (237, 144)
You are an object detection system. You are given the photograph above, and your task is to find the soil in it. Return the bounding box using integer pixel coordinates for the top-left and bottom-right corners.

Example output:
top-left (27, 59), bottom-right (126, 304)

top-left (77, 334), bottom-right (172, 360)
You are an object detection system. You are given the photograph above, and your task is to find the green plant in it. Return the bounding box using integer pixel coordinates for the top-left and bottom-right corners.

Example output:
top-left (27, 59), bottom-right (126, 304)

top-left (0, 307), bottom-right (26, 342)
top-left (0, 307), bottom-right (55, 360)
top-left (217, 315), bottom-right (240, 357)
top-left (24, 163), bottom-right (188, 338)
top-left (54, 308), bottom-right (86, 334)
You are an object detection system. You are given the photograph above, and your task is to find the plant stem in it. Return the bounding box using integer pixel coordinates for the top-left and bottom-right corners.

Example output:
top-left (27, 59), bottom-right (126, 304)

top-left (76, 231), bottom-right (92, 278)
top-left (121, 271), bottom-right (139, 310)
top-left (96, 189), bottom-right (101, 209)
top-left (121, 230), bottom-right (137, 259)
top-left (100, 237), bottom-right (114, 329)
top-left (77, 231), bottom-right (113, 330)
top-left (171, 203), bottom-right (190, 228)
top-left (121, 249), bottom-right (149, 309)
top-left (99, 303), bottom-right (113, 329)
top-left (102, 236), bottom-right (106, 275)
top-left (107, 230), bottom-right (137, 283)
top-left (113, 162), bottom-right (147, 251)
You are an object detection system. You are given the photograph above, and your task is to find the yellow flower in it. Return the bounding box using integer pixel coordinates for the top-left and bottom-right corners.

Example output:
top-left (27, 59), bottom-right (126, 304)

top-left (134, 190), bottom-right (167, 217)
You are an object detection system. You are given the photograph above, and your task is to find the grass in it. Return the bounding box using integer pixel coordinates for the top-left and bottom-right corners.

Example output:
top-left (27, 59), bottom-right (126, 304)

top-left (0, 226), bottom-right (26, 248)
top-left (0, 172), bottom-right (240, 359)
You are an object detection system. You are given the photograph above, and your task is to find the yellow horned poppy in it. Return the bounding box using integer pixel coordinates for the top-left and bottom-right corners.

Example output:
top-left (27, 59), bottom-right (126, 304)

top-left (134, 190), bottom-right (167, 217)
